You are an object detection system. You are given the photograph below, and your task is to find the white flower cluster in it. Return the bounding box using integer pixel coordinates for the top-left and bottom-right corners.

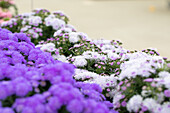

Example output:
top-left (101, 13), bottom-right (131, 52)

top-left (69, 32), bottom-right (80, 43)
top-left (93, 39), bottom-right (127, 54)
top-left (74, 69), bottom-right (118, 89)
top-left (1, 9), bottom-right (68, 41)
top-left (119, 52), bottom-right (164, 80)
top-left (72, 56), bottom-right (87, 67)
top-left (28, 16), bottom-right (42, 26)
top-left (126, 95), bottom-right (170, 113)
top-left (127, 95), bottom-right (143, 112)
top-left (1, 18), bottom-right (17, 27)
top-left (155, 71), bottom-right (170, 89)
top-left (45, 14), bottom-right (66, 30)
top-left (36, 43), bottom-right (56, 52)
top-left (53, 27), bottom-right (73, 37)
top-left (82, 51), bottom-right (107, 61)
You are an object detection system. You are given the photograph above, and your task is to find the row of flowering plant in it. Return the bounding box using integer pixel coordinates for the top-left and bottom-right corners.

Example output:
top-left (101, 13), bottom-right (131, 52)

top-left (111, 52), bottom-right (170, 113)
top-left (1, 9), bottom-right (170, 113)
top-left (0, 28), bottom-right (117, 113)
top-left (1, 9), bottom-right (70, 44)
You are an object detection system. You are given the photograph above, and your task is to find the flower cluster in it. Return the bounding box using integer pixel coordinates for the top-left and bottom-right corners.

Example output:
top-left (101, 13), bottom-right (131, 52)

top-left (0, 28), bottom-right (116, 113)
top-left (0, 28), bottom-right (55, 66)
top-left (35, 19), bottom-right (170, 113)
top-left (112, 52), bottom-right (170, 113)
top-left (1, 9), bottom-right (170, 113)
top-left (1, 9), bottom-right (70, 44)
top-left (0, 0), bottom-right (17, 23)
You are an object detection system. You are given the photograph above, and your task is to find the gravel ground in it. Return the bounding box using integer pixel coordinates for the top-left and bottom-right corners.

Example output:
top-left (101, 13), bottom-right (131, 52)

top-left (15, 0), bottom-right (170, 58)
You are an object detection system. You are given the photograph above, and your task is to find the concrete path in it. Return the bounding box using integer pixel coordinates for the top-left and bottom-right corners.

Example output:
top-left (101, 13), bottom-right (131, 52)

top-left (15, 0), bottom-right (170, 58)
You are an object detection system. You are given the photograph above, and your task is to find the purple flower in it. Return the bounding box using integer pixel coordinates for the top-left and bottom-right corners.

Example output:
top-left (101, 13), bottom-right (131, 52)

top-left (14, 33), bottom-right (31, 44)
top-left (0, 108), bottom-right (15, 113)
top-left (67, 99), bottom-right (84, 113)
top-left (164, 90), bottom-right (170, 97)
top-left (121, 101), bottom-right (127, 107)
top-left (18, 42), bottom-right (33, 55)
top-left (0, 29), bottom-right (12, 40)
top-left (47, 97), bottom-right (62, 111)
top-left (0, 86), bottom-right (8, 99)
top-left (144, 78), bottom-right (153, 82)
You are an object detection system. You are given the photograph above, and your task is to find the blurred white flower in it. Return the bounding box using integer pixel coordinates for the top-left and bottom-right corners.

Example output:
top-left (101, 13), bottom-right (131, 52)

top-left (158, 71), bottom-right (170, 78)
top-left (28, 16), bottom-right (42, 26)
top-left (142, 98), bottom-right (161, 112)
top-left (69, 32), bottom-right (80, 43)
top-left (73, 56), bottom-right (87, 67)
top-left (161, 102), bottom-right (170, 113)
top-left (53, 54), bottom-right (68, 63)
top-left (36, 43), bottom-right (56, 52)
top-left (127, 95), bottom-right (143, 112)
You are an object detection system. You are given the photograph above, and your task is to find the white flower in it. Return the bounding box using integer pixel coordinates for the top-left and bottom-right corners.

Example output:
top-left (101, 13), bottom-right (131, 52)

top-left (118, 52), bottom-right (165, 80)
top-left (87, 74), bottom-right (117, 89)
top-left (45, 14), bottom-right (65, 30)
top-left (162, 76), bottom-right (170, 89)
top-left (45, 18), bottom-right (52, 26)
top-left (127, 95), bottom-right (143, 112)
top-left (161, 102), bottom-right (170, 113)
top-left (121, 53), bottom-right (130, 61)
top-left (53, 55), bottom-right (68, 63)
top-left (36, 43), bottom-right (56, 52)
top-left (28, 16), bottom-right (42, 26)
top-left (99, 54), bottom-right (107, 61)
top-left (0, 21), bottom-right (8, 27)
top-left (73, 56), bottom-right (87, 67)
top-left (107, 52), bottom-right (120, 60)
top-left (156, 93), bottom-right (164, 103)
top-left (69, 32), bottom-right (80, 43)
top-left (47, 14), bottom-right (55, 19)
top-left (32, 33), bottom-right (39, 39)
top-left (112, 92), bottom-right (123, 107)
top-left (28, 29), bottom-right (34, 34)
top-left (82, 51), bottom-right (100, 60)
top-left (21, 12), bottom-right (35, 17)
top-left (21, 27), bottom-right (28, 32)
top-left (52, 18), bottom-right (65, 30)
top-left (36, 28), bottom-right (42, 32)
top-left (158, 71), bottom-right (170, 78)
top-left (78, 32), bottom-right (90, 40)
top-left (53, 27), bottom-right (72, 37)
top-left (142, 98), bottom-right (160, 112)
top-left (74, 69), bottom-right (99, 80)
top-left (22, 18), bottom-right (28, 25)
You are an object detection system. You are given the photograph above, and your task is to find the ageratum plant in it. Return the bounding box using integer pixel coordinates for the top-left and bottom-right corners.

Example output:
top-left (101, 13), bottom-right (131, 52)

top-left (1, 9), bottom-right (71, 44)
top-left (1, 9), bottom-right (127, 99)
top-left (0, 28), bottom-right (118, 113)
top-left (2, 9), bottom-right (170, 113)
top-left (36, 27), bottom-right (129, 101)
top-left (112, 52), bottom-right (170, 113)
top-left (38, 27), bottom-right (170, 113)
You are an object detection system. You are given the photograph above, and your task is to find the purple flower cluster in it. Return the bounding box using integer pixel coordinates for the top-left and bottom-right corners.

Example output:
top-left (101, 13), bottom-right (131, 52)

top-left (11, 83), bottom-right (116, 113)
top-left (0, 28), bottom-right (55, 67)
top-left (0, 28), bottom-right (116, 113)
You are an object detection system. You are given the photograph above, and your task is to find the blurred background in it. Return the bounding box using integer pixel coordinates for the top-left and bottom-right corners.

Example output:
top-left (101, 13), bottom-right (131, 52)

top-left (15, 0), bottom-right (170, 58)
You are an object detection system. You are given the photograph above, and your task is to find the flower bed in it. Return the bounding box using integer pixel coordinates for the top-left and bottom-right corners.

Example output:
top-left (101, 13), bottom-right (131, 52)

top-left (0, 28), bottom-right (116, 113)
top-left (1, 9), bottom-right (170, 113)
